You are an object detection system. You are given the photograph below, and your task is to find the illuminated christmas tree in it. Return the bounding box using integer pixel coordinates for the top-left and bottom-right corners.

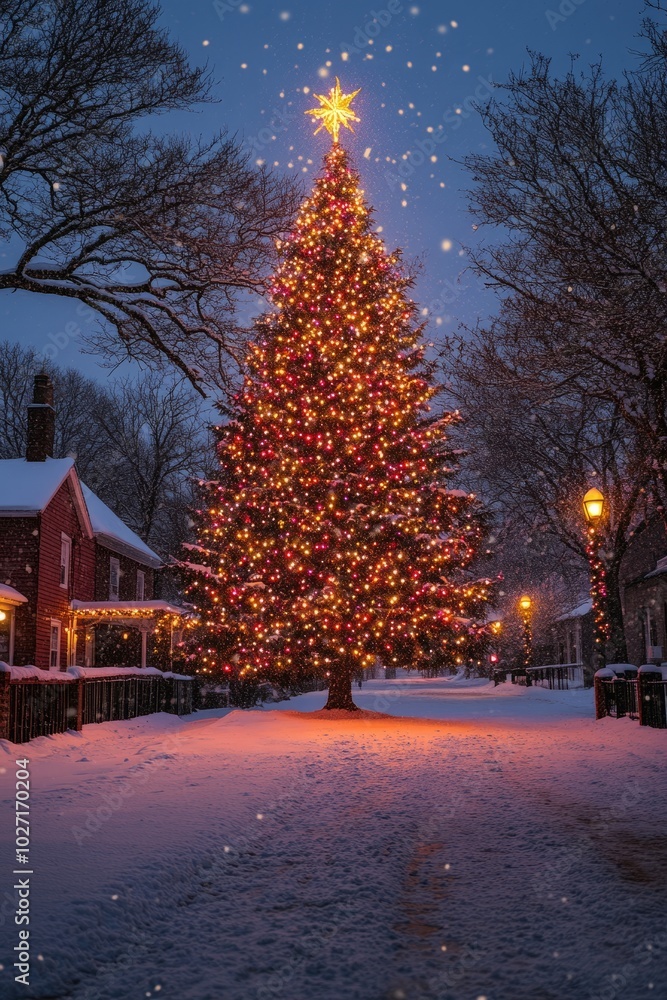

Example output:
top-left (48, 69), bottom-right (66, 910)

top-left (182, 81), bottom-right (493, 710)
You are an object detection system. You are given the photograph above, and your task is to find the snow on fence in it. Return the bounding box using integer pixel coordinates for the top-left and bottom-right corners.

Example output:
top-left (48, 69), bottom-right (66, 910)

top-left (503, 664), bottom-right (584, 689)
top-left (526, 663), bottom-right (584, 690)
top-left (594, 664), bottom-right (667, 729)
top-left (0, 664), bottom-right (194, 744)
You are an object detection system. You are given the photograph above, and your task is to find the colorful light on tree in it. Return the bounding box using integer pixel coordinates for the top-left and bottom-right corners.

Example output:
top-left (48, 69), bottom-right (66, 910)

top-left (181, 85), bottom-right (493, 709)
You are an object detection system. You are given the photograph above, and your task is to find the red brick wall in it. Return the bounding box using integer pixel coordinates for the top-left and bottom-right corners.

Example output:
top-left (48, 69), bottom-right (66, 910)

top-left (35, 478), bottom-right (95, 669)
top-left (619, 518), bottom-right (667, 587)
top-left (0, 516), bottom-right (40, 664)
top-left (95, 545), bottom-right (155, 602)
top-left (621, 577), bottom-right (667, 666)
top-left (619, 518), bottom-right (667, 665)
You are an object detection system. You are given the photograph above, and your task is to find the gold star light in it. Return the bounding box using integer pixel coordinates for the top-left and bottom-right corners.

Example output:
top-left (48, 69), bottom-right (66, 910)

top-left (305, 78), bottom-right (361, 144)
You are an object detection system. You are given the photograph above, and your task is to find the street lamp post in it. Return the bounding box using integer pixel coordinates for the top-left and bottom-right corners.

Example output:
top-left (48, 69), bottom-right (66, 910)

top-left (518, 594), bottom-right (533, 684)
top-left (583, 488), bottom-right (610, 672)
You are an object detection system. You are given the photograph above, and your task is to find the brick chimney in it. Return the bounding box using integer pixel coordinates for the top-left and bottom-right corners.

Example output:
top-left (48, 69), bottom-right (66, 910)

top-left (26, 373), bottom-right (55, 462)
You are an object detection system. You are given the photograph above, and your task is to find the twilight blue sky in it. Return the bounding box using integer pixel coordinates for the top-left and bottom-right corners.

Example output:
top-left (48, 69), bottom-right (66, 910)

top-left (0, 0), bottom-right (647, 381)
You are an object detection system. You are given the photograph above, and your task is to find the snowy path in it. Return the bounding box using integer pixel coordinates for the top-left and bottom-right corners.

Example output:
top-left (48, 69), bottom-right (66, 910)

top-left (1, 677), bottom-right (667, 1000)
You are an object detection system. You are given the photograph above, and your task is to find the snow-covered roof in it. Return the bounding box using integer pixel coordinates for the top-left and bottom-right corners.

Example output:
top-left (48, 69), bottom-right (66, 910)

top-left (556, 599), bottom-right (593, 622)
top-left (0, 662), bottom-right (192, 680)
top-left (0, 457), bottom-right (159, 564)
top-left (0, 582), bottom-right (28, 605)
top-left (71, 600), bottom-right (189, 615)
top-left (80, 484), bottom-right (161, 568)
top-left (0, 456), bottom-right (72, 512)
top-left (644, 555), bottom-right (667, 579)
top-left (0, 457), bottom-right (93, 537)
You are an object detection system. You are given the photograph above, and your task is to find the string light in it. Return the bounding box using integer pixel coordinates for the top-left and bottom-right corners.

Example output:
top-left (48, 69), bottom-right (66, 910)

top-left (586, 524), bottom-right (610, 647)
top-left (180, 131), bottom-right (494, 701)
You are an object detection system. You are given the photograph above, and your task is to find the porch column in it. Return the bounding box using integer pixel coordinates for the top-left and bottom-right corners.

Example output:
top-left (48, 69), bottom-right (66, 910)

top-left (141, 629), bottom-right (147, 669)
top-left (69, 614), bottom-right (77, 667)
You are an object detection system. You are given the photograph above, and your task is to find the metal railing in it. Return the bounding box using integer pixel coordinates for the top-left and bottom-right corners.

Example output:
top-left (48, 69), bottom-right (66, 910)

top-left (594, 667), bottom-right (667, 728)
top-left (526, 663), bottom-right (585, 690)
top-left (2, 670), bottom-right (194, 744)
top-left (594, 676), bottom-right (639, 721)
top-left (8, 679), bottom-right (78, 744)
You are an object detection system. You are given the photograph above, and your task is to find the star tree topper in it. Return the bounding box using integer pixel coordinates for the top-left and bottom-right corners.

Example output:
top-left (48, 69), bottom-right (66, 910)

top-left (305, 77), bottom-right (361, 144)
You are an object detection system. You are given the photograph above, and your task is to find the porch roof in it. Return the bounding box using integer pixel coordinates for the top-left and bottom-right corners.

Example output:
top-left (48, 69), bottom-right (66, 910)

top-left (70, 600), bottom-right (191, 617)
top-left (80, 484), bottom-right (161, 568)
top-left (0, 582), bottom-right (28, 607)
top-left (555, 598), bottom-right (593, 622)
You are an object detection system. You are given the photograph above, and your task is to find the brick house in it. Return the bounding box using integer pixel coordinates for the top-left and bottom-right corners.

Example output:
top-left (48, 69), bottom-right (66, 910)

top-left (550, 599), bottom-right (594, 670)
top-left (0, 374), bottom-right (188, 670)
top-left (618, 517), bottom-right (667, 666)
top-left (534, 598), bottom-right (595, 684)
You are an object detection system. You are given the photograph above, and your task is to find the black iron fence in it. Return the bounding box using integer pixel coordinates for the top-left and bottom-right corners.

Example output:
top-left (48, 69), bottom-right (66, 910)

top-left (637, 669), bottom-right (667, 729)
top-left (83, 674), bottom-right (193, 725)
top-left (1, 670), bottom-right (194, 744)
top-left (7, 678), bottom-right (78, 744)
top-left (527, 664), bottom-right (584, 690)
top-left (594, 667), bottom-right (667, 729)
top-left (594, 676), bottom-right (639, 721)
top-left (500, 663), bottom-right (585, 689)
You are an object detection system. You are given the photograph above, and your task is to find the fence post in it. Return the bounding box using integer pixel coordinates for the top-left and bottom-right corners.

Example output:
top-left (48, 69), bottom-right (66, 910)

top-left (638, 668), bottom-right (667, 728)
top-left (75, 676), bottom-right (84, 731)
top-left (0, 671), bottom-right (10, 740)
top-left (594, 676), bottom-right (607, 720)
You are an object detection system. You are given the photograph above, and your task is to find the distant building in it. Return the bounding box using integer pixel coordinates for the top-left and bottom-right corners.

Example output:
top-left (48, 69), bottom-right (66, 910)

top-left (618, 517), bottom-right (667, 666)
top-left (0, 374), bottom-right (188, 669)
top-left (538, 598), bottom-right (595, 683)
top-left (553, 599), bottom-right (593, 666)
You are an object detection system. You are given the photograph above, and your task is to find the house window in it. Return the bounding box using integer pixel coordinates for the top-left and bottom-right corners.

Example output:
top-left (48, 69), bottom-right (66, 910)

top-left (0, 609), bottom-right (12, 663)
top-left (136, 570), bottom-right (145, 602)
top-left (644, 608), bottom-right (660, 660)
top-left (650, 615), bottom-right (659, 647)
top-left (60, 534), bottom-right (71, 589)
top-left (50, 620), bottom-right (61, 669)
top-left (109, 557), bottom-right (121, 600)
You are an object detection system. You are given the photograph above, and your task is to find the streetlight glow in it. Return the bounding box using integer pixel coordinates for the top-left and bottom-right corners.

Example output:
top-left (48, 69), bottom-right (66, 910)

top-left (583, 487), bottom-right (604, 523)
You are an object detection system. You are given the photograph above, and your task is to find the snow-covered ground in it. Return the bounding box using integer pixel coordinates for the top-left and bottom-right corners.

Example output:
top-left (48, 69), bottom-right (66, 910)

top-left (1, 675), bottom-right (666, 1000)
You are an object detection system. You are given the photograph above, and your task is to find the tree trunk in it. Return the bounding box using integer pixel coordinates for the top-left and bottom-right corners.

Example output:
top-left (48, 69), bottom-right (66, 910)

top-left (324, 661), bottom-right (358, 711)
top-left (605, 558), bottom-right (628, 664)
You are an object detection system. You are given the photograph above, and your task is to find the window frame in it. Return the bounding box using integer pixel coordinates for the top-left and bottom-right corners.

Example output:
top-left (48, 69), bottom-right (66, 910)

top-left (136, 569), bottom-right (145, 602)
top-left (109, 556), bottom-right (121, 601)
top-left (59, 533), bottom-right (72, 590)
top-left (49, 619), bottom-right (61, 670)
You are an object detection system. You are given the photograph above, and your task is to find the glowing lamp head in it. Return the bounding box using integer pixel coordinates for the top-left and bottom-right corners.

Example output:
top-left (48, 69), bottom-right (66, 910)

top-left (0, 610), bottom-right (6, 622)
top-left (583, 487), bottom-right (604, 524)
top-left (518, 595), bottom-right (532, 613)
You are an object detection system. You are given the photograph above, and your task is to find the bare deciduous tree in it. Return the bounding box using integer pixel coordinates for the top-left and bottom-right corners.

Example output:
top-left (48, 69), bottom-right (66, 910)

top-left (0, 0), bottom-right (300, 392)
top-left (461, 18), bottom-right (667, 507)
top-left (443, 349), bottom-right (650, 660)
top-left (90, 372), bottom-right (210, 554)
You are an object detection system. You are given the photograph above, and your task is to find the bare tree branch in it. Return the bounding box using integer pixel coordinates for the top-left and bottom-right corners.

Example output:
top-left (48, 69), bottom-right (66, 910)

top-left (0, 0), bottom-right (300, 394)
